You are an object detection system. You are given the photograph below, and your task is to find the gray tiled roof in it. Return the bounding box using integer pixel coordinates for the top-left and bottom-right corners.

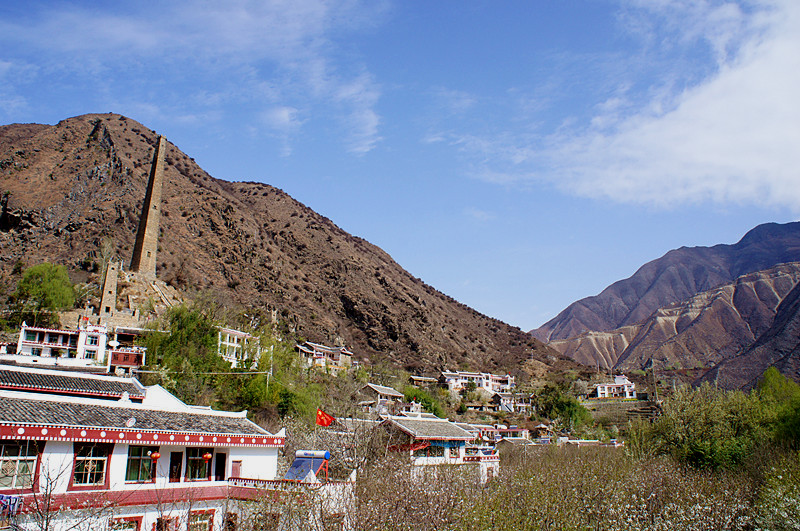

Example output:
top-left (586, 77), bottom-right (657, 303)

top-left (386, 417), bottom-right (474, 441)
top-left (0, 395), bottom-right (268, 436)
top-left (0, 369), bottom-right (145, 399)
top-left (364, 383), bottom-right (404, 398)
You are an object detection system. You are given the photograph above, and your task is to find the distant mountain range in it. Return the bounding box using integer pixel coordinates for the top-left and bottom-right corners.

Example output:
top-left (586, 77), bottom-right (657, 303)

top-left (532, 223), bottom-right (800, 388)
top-left (0, 113), bottom-right (575, 379)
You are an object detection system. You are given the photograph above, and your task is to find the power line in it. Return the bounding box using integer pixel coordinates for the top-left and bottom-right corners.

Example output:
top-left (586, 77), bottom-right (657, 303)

top-left (134, 369), bottom-right (270, 376)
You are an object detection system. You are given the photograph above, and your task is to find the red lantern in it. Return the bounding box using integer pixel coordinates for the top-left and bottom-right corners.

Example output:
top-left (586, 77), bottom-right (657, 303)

top-left (202, 452), bottom-right (213, 462)
top-left (150, 451), bottom-right (161, 461)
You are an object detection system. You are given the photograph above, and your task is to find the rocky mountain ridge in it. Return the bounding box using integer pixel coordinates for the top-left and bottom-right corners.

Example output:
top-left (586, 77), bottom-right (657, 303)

top-left (0, 113), bottom-right (574, 379)
top-left (549, 262), bottom-right (800, 374)
top-left (533, 222), bottom-right (800, 343)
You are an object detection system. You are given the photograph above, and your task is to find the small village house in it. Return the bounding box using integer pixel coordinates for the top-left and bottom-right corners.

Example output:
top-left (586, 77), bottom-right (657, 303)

top-left (440, 370), bottom-right (515, 394)
top-left (590, 375), bottom-right (637, 399)
top-left (295, 342), bottom-right (353, 374)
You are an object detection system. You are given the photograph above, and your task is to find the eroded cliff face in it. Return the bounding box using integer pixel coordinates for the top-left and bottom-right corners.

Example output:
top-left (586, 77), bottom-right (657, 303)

top-left (548, 263), bottom-right (800, 373)
top-left (0, 113), bottom-right (573, 377)
top-left (700, 278), bottom-right (800, 389)
top-left (533, 223), bottom-right (800, 343)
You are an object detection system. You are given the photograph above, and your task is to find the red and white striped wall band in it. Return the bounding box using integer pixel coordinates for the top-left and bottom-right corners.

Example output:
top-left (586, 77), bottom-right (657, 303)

top-left (0, 424), bottom-right (284, 447)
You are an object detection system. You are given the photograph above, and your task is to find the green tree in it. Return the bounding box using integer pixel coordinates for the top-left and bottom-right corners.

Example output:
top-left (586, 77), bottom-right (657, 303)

top-left (535, 384), bottom-right (591, 430)
top-left (10, 263), bottom-right (75, 327)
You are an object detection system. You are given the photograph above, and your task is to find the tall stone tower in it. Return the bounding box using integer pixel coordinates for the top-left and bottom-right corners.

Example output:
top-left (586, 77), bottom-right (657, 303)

top-left (130, 135), bottom-right (166, 279)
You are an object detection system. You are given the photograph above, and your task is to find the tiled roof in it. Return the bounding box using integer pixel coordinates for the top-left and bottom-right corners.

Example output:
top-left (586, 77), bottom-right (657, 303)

top-left (364, 383), bottom-right (404, 398)
top-left (0, 395), bottom-right (268, 436)
top-left (0, 369), bottom-right (145, 399)
top-left (385, 416), bottom-right (474, 441)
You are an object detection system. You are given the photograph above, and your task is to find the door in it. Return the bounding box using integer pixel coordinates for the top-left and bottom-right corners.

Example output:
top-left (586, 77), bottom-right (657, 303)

top-left (169, 451), bottom-right (183, 483)
top-left (214, 452), bottom-right (227, 481)
top-left (231, 460), bottom-right (242, 478)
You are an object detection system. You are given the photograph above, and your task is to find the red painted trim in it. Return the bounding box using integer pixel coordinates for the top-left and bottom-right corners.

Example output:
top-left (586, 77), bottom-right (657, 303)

top-left (67, 442), bottom-right (113, 492)
top-left (0, 439), bottom-right (46, 495)
top-left (188, 508), bottom-right (215, 531)
top-left (18, 484), bottom-right (231, 512)
top-left (0, 383), bottom-right (140, 399)
top-left (0, 425), bottom-right (284, 448)
top-left (111, 515), bottom-right (144, 531)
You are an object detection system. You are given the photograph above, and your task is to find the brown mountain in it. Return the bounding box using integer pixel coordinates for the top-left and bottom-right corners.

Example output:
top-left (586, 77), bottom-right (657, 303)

top-left (532, 222), bottom-right (800, 343)
top-left (549, 263), bottom-right (800, 372)
top-left (700, 277), bottom-right (800, 389)
top-left (0, 113), bottom-right (571, 378)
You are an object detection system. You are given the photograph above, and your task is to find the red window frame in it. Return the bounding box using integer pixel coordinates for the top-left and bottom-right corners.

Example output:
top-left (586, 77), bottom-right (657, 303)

top-left (187, 509), bottom-right (215, 531)
top-left (67, 442), bottom-right (113, 492)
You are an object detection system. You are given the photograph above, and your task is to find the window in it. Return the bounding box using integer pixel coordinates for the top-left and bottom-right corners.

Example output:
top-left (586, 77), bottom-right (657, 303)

top-left (412, 444), bottom-right (445, 458)
top-left (111, 517), bottom-right (142, 531)
top-left (85, 350), bottom-right (96, 360)
top-left (24, 331), bottom-right (37, 341)
top-left (31, 348), bottom-right (42, 357)
top-left (154, 517), bottom-right (178, 531)
top-left (73, 444), bottom-right (111, 487)
top-left (185, 448), bottom-right (212, 480)
top-left (0, 441), bottom-right (40, 489)
top-left (87, 336), bottom-right (99, 346)
top-left (125, 446), bottom-right (158, 482)
top-left (188, 511), bottom-right (214, 531)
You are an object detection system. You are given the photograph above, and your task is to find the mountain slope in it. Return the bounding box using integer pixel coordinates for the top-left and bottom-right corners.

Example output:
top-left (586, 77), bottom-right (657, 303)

top-left (700, 278), bottom-right (800, 389)
top-left (0, 113), bottom-right (570, 377)
top-left (548, 263), bottom-right (800, 371)
top-left (533, 222), bottom-right (800, 343)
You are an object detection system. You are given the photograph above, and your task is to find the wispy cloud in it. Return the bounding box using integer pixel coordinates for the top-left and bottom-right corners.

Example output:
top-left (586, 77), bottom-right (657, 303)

top-left (464, 207), bottom-right (494, 222)
top-left (445, 0), bottom-right (800, 211)
top-left (0, 0), bottom-right (386, 153)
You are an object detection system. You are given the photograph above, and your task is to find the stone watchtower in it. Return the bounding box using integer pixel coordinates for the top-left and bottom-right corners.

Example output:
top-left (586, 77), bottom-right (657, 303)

top-left (130, 135), bottom-right (166, 279)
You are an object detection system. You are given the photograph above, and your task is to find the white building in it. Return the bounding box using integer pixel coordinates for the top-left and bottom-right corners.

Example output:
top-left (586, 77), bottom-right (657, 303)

top-left (591, 375), bottom-right (637, 399)
top-left (217, 328), bottom-right (261, 368)
top-left (295, 342), bottom-right (353, 374)
top-left (8, 321), bottom-right (146, 375)
top-left (0, 365), bottom-right (285, 531)
top-left (381, 415), bottom-right (499, 484)
top-left (440, 370), bottom-right (515, 394)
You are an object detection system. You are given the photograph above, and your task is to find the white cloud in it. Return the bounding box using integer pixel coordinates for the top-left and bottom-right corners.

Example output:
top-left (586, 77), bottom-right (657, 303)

top-left (262, 106), bottom-right (302, 132)
top-left (458, 0), bottom-right (800, 211)
top-left (0, 0), bottom-right (385, 153)
top-left (334, 72), bottom-right (382, 154)
top-left (547, 0), bottom-right (800, 208)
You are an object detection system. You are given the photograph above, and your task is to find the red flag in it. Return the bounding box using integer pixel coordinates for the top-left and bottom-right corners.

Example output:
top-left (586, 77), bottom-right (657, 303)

top-left (316, 408), bottom-right (334, 427)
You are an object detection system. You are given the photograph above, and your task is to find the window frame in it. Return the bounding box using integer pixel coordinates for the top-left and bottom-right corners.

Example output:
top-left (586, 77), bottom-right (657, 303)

top-left (125, 445), bottom-right (159, 483)
top-left (0, 440), bottom-right (44, 493)
top-left (68, 443), bottom-right (113, 491)
top-left (187, 510), bottom-right (215, 531)
top-left (110, 516), bottom-right (143, 531)
top-left (185, 448), bottom-right (212, 481)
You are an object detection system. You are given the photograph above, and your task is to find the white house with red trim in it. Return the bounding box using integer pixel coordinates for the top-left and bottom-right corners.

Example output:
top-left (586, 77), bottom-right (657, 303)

top-left (381, 415), bottom-right (499, 483)
top-left (7, 321), bottom-right (146, 375)
top-left (0, 365), bottom-right (286, 531)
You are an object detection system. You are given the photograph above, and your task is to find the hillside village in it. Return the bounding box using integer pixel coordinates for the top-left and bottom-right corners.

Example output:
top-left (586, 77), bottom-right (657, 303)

top-left (2, 120), bottom-right (799, 529)
top-left (0, 133), bottom-right (656, 530)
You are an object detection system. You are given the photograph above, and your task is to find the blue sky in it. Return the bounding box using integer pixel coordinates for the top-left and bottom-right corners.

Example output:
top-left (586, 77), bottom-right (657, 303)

top-left (1, 0), bottom-right (798, 331)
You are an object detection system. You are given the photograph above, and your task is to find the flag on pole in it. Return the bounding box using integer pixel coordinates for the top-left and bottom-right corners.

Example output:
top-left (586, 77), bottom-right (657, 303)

top-left (316, 408), bottom-right (334, 427)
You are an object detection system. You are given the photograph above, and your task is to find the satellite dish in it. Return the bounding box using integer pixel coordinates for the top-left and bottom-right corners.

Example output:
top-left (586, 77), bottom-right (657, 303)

top-left (108, 340), bottom-right (120, 348)
top-left (126, 417), bottom-right (136, 427)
